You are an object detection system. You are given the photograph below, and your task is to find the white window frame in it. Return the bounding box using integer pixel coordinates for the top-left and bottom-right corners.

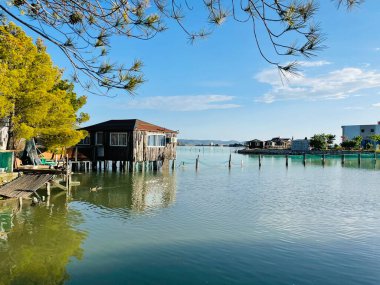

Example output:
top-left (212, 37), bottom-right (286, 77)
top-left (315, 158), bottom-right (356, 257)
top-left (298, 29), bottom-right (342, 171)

top-left (110, 132), bottom-right (128, 146)
top-left (78, 136), bottom-right (90, 145)
top-left (95, 132), bottom-right (103, 145)
top-left (147, 133), bottom-right (166, 147)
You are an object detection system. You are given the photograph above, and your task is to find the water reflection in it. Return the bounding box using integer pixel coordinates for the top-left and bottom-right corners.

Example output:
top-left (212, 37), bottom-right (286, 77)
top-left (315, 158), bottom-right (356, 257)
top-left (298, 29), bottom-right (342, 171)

top-left (0, 194), bottom-right (86, 285)
top-left (71, 171), bottom-right (176, 213)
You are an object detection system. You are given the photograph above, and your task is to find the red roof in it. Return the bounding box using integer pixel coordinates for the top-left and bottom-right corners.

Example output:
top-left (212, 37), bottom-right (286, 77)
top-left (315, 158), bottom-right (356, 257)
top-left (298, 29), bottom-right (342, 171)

top-left (81, 119), bottom-right (177, 133)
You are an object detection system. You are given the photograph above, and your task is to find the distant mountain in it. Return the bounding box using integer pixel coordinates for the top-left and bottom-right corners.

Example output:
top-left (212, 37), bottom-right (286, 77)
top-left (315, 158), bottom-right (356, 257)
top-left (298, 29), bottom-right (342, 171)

top-left (178, 139), bottom-right (243, 146)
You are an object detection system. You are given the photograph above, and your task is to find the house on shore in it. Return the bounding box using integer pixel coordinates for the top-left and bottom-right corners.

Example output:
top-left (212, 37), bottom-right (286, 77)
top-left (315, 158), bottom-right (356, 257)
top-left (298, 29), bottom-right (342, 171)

top-left (267, 137), bottom-right (291, 149)
top-left (342, 122), bottom-right (380, 147)
top-left (73, 119), bottom-right (178, 170)
top-left (246, 139), bottom-right (265, 149)
top-left (291, 138), bottom-right (310, 152)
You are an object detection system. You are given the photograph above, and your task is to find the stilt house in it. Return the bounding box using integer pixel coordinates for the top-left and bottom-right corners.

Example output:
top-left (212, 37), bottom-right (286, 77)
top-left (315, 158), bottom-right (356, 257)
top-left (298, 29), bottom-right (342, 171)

top-left (74, 119), bottom-right (178, 168)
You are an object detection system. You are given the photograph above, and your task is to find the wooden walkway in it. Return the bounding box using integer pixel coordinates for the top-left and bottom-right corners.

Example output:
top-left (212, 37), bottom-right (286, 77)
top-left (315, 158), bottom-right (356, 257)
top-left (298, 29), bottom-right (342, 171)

top-left (0, 174), bottom-right (54, 199)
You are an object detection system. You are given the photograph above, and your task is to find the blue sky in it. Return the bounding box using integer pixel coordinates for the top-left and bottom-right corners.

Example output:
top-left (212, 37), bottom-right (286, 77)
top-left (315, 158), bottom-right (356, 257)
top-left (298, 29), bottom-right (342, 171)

top-left (15, 1), bottom-right (380, 142)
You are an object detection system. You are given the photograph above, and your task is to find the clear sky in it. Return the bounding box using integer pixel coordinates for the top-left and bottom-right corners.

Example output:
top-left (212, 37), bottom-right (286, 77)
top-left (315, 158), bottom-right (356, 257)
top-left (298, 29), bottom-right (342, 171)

top-left (15, 1), bottom-right (380, 142)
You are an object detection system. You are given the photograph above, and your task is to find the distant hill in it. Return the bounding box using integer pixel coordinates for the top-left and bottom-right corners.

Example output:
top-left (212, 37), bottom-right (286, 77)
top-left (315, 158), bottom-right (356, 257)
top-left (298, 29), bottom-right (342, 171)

top-left (178, 139), bottom-right (243, 146)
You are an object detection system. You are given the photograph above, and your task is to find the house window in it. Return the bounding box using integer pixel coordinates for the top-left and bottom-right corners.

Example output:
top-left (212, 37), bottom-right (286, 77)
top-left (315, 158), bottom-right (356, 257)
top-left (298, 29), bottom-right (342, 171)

top-left (79, 136), bottom-right (90, 145)
top-left (371, 129), bottom-right (375, 132)
top-left (96, 132), bottom-right (103, 145)
top-left (110, 132), bottom-right (128, 146)
top-left (147, 135), bottom-right (166, 147)
top-left (361, 129), bottom-right (365, 133)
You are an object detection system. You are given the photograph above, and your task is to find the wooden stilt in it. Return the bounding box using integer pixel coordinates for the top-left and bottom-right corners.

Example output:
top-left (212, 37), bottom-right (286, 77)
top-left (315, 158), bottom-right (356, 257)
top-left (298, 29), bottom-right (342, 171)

top-left (303, 153), bottom-right (306, 166)
top-left (286, 154), bottom-right (289, 167)
top-left (259, 155), bottom-right (262, 168)
top-left (172, 159), bottom-right (176, 171)
top-left (46, 182), bottom-right (51, 196)
top-left (358, 153), bottom-right (361, 165)
top-left (228, 154), bottom-right (231, 169)
top-left (341, 154), bottom-right (345, 165)
top-left (196, 155), bottom-right (199, 171)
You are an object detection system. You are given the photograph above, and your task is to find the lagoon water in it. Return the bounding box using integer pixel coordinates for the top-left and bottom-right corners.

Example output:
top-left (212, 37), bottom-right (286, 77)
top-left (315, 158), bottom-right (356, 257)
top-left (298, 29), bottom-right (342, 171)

top-left (1, 147), bottom-right (380, 284)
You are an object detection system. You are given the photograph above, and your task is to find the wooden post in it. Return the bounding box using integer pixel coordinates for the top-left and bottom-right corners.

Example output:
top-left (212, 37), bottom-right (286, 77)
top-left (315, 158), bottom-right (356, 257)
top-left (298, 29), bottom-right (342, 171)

top-left (259, 155), bottom-right (262, 168)
top-left (46, 182), bottom-right (51, 196)
top-left (374, 152), bottom-right (377, 163)
top-left (18, 197), bottom-right (23, 209)
top-left (196, 155), bottom-right (199, 171)
top-left (241, 160), bottom-right (243, 168)
top-left (228, 154), bottom-right (232, 169)
top-left (285, 154), bottom-right (289, 167)
top-left (341, 154), bottom-right (345, 165)
top-left (74, 147), bottom-right (78, 162)
top-left (303, 153), bottom-right (306, 166)
top-left (112, 161), bottom-right (117, 172)
top-left (358, 153), bottom-right (361, 165)
top-left (172, 159), bottom-right (176, 171)
top-left (322, 154), bottom-right (326, 165)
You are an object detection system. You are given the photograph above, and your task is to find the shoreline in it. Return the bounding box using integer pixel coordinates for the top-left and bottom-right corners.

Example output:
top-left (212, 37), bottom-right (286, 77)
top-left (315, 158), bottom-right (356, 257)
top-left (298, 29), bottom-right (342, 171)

top-left (237, 148), bottom-right (378, 155)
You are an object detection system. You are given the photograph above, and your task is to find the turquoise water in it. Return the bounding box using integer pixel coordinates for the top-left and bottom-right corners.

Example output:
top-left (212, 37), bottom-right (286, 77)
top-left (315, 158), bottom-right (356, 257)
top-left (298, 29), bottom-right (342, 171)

top-left (1, 147), bottom-right (380, 284)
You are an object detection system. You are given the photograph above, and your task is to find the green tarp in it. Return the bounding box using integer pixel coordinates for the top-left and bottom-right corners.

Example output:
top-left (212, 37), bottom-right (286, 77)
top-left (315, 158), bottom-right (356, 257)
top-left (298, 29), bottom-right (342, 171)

top-left (0, 152), bottom-right (13, 173)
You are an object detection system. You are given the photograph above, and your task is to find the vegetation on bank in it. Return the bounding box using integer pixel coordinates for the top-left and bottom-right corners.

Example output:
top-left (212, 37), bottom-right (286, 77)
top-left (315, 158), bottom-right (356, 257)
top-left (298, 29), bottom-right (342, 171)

top-left (0, 23), bottom-right (88, 152)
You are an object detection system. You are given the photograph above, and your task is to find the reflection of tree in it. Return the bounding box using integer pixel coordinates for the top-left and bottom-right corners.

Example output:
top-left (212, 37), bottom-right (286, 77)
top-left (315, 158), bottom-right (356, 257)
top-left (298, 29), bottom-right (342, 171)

top-left (0, 194), bottom-right (86, 285)
top-left (72, 171), bottom-right (176, 213)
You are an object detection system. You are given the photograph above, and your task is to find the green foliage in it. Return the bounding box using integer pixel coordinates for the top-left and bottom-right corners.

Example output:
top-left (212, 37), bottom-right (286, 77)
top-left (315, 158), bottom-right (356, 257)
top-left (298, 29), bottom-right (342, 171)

top-left (0, 23), bottom-right (89, 150)
top-left (309, 133), bottom-right (336, 150)
top-left (341, 136), bottom-right (362, 150)
top-left (0, 1), bottom-right (362, 95)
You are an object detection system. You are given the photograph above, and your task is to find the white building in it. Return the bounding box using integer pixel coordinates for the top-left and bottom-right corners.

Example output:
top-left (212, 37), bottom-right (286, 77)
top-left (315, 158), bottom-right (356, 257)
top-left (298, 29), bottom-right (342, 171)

top-left (342, 122), bottom-right (380, 147)
top-left (0, 119), bottom-right (8, 150)
top-left (291, 139), bottom-right (310, 151)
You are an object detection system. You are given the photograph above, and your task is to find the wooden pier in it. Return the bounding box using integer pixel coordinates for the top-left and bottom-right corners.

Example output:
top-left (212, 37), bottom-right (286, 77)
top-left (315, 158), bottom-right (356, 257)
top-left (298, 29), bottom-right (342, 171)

top-left (0, 174), bottom-right (54, 199)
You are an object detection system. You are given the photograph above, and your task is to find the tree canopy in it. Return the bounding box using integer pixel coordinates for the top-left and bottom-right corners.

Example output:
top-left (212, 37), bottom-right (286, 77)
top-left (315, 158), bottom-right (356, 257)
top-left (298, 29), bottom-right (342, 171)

top-left (309, 133), bottom-right (336, 150)
top-left (0, 0), bottom-right (363, 95)
top-left (0, 22), bottom-right (88, 150)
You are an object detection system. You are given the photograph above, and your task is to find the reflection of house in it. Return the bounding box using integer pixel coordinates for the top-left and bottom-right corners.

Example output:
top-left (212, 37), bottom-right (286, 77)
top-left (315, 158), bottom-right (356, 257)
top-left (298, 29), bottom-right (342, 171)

top-left (291, 138), bottom-right (310, 151)
top-left (342, 122), bottom-right (380, 146)
top-left (247, 139), bottom-right (264, 149)
top-left (75, 119), bottom-right (178, 167)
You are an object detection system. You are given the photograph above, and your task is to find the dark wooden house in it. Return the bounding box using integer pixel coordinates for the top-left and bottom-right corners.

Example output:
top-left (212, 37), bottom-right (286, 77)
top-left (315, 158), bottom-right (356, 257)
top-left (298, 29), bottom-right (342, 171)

top-left (74, 119), bottom-right (178, 170)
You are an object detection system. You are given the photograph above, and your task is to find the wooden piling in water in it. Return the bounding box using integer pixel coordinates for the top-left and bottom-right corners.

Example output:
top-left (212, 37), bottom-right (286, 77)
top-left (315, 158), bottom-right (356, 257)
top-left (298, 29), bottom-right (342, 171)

top-left (172, 159), bottom-right (176, 171)
top-left (303, 153), bottom-right (306, 166)
top-left (259, 155), bottom-right (262, 168)
top-left (285, 154), bottom-right (289, 167)
top-left (228, 154), bottom-right (232, 169)
top-left (46, 182), bottom-right (51, 196)
top-left (196, 155), bottom-right (199, 171)
top-left (322, 154), bottom-right (326, 165)
top-left (341, 154), bottom-right (345, 165)
top-left (374, 152), bottom-right (377, 163)
top-left (358, 153), bottom-right (361, 165)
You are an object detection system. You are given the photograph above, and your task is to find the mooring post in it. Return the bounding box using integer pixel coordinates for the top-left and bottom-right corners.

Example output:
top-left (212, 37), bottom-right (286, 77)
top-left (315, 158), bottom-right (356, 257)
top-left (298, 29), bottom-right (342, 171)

top-left (322, 154), bottom-right (326, 165)
top-left (172, 159), bottom-right (176, 171)
top-left (358, 153), bottom-right (361, 165)
top-left (259, 155), bottom-right (262, 168)
top-left (285, 154), bottom-right (289, 167)
top-left (46, 182), bottom-right (51, 196)
top-left (303, 153), bottom-right (306, 166)
top-left (18, 197), bottom-right (23, 209)
top-left (374, 152), bottom-right (377, 163)
top-left (196, 155), bottom-right (199, 171)
top-left (341, 154), bottom-right (345, 165)
top-left (241, 159), bottom-right (243, 168)
top-left (228, 154), bottom-right (232, 169)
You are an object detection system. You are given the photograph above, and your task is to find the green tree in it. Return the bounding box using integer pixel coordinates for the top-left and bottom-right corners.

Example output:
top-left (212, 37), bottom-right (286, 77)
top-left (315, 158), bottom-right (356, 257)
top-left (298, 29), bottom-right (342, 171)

top-left (370, 134), bottom-right (380, 150)
top-left (341, 136), bottom-right (363, 150)
top-left (0, 23), bottom-right (88, 150)
top-left (309, 133), bottom-right (335, 150)
top-left (0, 1), bottom-right (363, 95)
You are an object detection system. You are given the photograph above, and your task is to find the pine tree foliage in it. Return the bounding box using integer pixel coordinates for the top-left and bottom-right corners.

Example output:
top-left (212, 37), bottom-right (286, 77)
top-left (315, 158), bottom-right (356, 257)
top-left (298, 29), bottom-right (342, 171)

top-left (0, 0), bottom-right (363, 95)
top-left (0, 23), bottom-right (89, 150)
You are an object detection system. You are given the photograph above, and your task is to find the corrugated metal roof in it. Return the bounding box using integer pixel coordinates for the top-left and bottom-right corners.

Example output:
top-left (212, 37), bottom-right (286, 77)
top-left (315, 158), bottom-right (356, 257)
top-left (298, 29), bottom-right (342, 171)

top-left (81, 119), bottom-right (177, 133)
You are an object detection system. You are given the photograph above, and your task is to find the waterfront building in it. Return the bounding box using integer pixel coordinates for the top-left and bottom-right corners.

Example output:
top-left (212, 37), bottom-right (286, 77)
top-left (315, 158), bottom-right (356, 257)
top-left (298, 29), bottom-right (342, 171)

top-left (291, 138), bottom-right (310, 152)
top-left (74, 119), bottom-right (178, 169)
top-left (342, 122), bottom-right (380, 147)
top-left (246, 139), bottom-right (265, 149)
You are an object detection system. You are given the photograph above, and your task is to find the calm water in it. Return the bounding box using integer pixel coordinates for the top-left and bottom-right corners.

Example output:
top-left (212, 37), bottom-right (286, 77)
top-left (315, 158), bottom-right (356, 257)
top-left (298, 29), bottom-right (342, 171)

top-left (1, 147), bottom-right (380, 284)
